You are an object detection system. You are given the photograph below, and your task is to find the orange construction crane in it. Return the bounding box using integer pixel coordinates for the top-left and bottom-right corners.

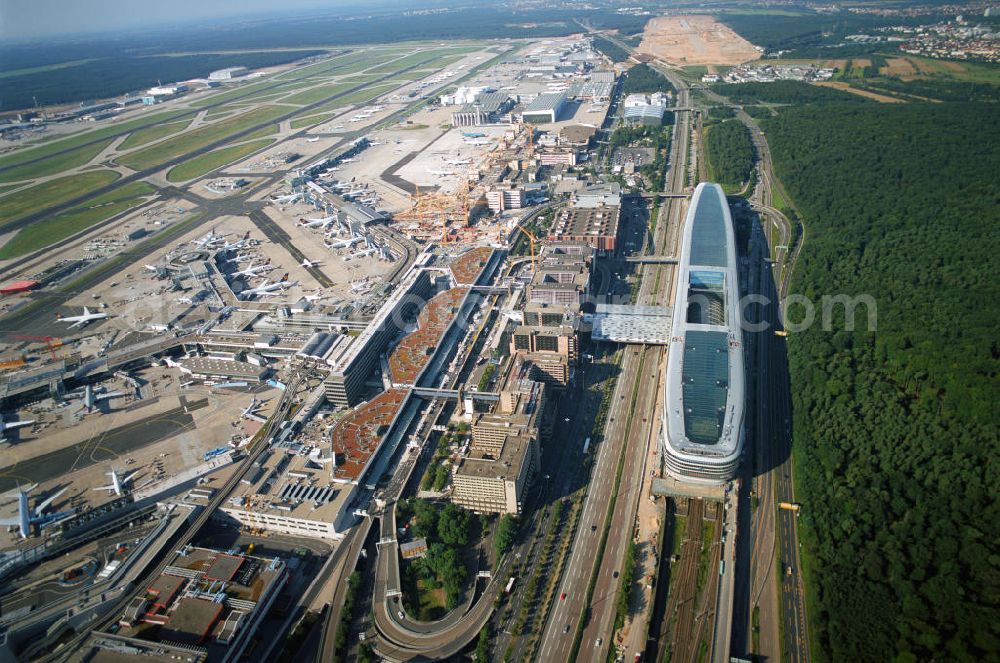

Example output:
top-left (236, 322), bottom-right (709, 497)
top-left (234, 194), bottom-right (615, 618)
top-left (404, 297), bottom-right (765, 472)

top-left (13, 335), bottom-right (64, 361)
top-left (514, 220), bottom-right (539, 273)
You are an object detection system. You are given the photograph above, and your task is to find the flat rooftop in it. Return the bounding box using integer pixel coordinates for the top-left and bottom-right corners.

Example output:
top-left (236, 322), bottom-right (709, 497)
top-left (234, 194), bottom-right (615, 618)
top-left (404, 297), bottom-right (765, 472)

top-left (449, 246), bottom-right (495, 285)
top-left (388, 288), bottom-right (468, 385)
top-left (330, 388), bottom-right (408, 481)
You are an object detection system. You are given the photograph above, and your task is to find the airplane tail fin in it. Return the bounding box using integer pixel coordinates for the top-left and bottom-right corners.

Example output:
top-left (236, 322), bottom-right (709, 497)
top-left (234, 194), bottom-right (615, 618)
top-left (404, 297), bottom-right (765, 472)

top-left (280, 273), bottom-right (288, 282)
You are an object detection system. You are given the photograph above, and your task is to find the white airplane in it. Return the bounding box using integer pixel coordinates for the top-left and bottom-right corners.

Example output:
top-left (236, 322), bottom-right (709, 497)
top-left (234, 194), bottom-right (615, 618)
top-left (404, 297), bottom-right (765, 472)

top-left (299, 215), bottom-right (336, 229)
top-left (241, 398), bottom-right (267, 423)
top-left (219, 231), bottom-right (251, 252)
top-left (301, 258), bottom-right (321, 268)
top-left (0, 485), bottom-right (72, 539)
top-left (94, 468), bottom-right (139, 496)
top-left (352, 247), bottom-right (377, 259)
top-left (74, 384), bottom-right (125, 413)
top-left (306, 137), bottom-right (320, 143)
top-left (232, 260), bottom-right (272, 279)
top-left (57, 306), bottom-right (109, 329)
top-left (0, 415), bottom-right (35, 442)
top-left (271, 192), bottom-right (303, 204)
top-left (193, 229), bottom-right (225, 247)
top-left (223, 252), bottom-right (254, 264)
top-left (327, 236), bottom-right (365, 250)
top-left (428, 169), bottom-right (455, 176)
top-left (240, 274), bottom-right (298, 299)
top-left (445, 158), bottom-right (472, 165)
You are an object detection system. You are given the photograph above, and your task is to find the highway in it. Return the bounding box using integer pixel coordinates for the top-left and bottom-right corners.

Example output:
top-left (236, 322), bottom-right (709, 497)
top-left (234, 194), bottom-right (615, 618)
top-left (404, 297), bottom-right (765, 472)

top-left (699, 84), bottom-right (811, 663)
top-left (536, 39), bottom-right (693, 662)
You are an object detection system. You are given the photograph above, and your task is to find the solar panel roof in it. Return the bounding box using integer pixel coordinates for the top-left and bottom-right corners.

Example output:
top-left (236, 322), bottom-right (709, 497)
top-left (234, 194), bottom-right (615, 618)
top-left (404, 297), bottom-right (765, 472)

top-left (681, 330), bottom-right (730, 445)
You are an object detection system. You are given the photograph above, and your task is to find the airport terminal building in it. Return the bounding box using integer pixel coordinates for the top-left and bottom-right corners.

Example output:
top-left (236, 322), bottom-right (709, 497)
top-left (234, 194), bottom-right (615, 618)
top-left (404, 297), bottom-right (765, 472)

top-left (661, 183), bottom-right (745, 484)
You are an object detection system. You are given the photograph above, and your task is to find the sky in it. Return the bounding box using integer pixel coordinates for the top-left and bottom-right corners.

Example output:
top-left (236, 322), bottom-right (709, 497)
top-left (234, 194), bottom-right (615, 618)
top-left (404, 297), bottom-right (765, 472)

top-left (1, 0), bottom-right (356, 40)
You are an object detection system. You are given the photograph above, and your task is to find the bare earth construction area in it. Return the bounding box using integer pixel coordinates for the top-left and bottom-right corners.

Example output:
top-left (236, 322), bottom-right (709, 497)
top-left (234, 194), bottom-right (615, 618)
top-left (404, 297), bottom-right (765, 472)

top-left (638, 15), bottom-right (760, 66)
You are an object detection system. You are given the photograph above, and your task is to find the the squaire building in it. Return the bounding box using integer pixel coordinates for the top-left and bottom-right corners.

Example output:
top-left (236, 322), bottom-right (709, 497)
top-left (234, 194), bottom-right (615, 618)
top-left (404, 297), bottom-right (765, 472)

top-left (662, 183), bottom-right (745, 484)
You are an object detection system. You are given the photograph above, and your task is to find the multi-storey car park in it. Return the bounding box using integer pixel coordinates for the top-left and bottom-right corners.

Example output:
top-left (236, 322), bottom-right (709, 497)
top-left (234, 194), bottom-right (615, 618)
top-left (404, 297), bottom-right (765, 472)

top-left (661, 182), bottom-right (746, 484)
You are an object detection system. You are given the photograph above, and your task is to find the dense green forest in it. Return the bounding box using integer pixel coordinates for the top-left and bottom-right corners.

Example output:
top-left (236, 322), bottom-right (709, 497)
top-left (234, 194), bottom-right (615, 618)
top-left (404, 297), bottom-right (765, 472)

top-left (719, 80), bottom-right (872, 105)
top-left (592, 36), bottom-right (631, 63)
top-left (764, 102), bottom-right (1000, 661)
top-left (620, 63), bottom-right (677, 95)
top-left (0, 6), bottom-right (651, 112)
top-left (859, 78), bottom-right (1000, 102)
top-left (0, 50), bottom-right (325, 112)
top-left (718, 12), bottom-right (942, 57)
top-left (705, 120), bottom-right (754, 186)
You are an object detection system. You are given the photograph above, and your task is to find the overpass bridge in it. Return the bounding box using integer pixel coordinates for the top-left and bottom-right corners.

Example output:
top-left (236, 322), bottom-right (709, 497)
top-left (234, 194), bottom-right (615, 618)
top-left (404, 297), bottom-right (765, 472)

top-left (625, 255), bottom-right (678, 264)
top-left (635, 192), bottom-right (690, 199)
top-left (410, 386), bottom-right (500, 403)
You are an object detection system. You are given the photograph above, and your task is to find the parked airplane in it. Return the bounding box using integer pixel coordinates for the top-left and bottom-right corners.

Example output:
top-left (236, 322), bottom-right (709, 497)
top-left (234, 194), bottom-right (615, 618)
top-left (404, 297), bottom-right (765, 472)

top-left (193, 229), bottom-right (225, 247)
top-left (0, 415), bottom-right (35, 442)
top-left (0, 485), bottom-right (72, 538)
top-left (271, 192), bottom-right (303, 204)
top-left (219, 231), bottom-right (252, 253)
top-left (241, 398), bottom-right (267, 423)
top-left (239, 274), bottom-right (298, 299)
top-left (222, 252), bottom-right (254, 264)
top-left (327, 236), bottom-right (365, 250)
top-left (299, 215), bottom-right (336, 229)
top-left (232, 261), bottom-right (272, 279)
top-left (73, 384), bottom-right (125, 413)
top-left (57, 306), bottom-right (108, 329)
top-left (94, 468), bottom-right (139, 496)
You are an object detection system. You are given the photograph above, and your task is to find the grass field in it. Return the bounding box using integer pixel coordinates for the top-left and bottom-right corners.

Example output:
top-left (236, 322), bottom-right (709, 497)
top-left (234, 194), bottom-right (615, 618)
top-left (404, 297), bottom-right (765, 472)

top-left (287, 81), bottom-right (398, 128)
top-left (365, 48), bottom-right (471, 74)
top-left (282, 81), bottom-right (356, 106)
top-left (0, 137), bottom-right (116, 183)
top-left (274, 49), bottom-right (400, 81)
top-left (289, 113), bottom-right (332, 130)
top-left (243, 124), bottom-right (279, 140)
top-left (0, 169), bottom-right (120, 228)
top-left (204, 107), bottom-right (239, 120)
top-left (190, 81), bottom-right (275, 108)
top-left (117, 105), bottom-right (287, 171)
top-left (118, 119), bottom-right (191, 151)
top-left (166, 139), bottom-right (273, 182)
top-left (0, 181), bottom-right (154, 259)
top-left (0, 110), bottom-right (187, 172)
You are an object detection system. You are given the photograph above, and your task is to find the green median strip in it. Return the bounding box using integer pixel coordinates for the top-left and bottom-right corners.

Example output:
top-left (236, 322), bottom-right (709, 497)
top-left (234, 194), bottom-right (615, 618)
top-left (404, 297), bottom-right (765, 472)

top-left (0, 137), bottom-right (116, 184)
top-left (166, 139), bottom-right (274, 183)
top-left (0, 181), bottom-right (155, 259)
top-left (118, 105), bottom-right (287, 171)
top-left (0, 110), bottom-right (187, 173)
top-left (118, 119), bottom-right (191, 151)
top-left (0, 169), bottom-right (120, 228)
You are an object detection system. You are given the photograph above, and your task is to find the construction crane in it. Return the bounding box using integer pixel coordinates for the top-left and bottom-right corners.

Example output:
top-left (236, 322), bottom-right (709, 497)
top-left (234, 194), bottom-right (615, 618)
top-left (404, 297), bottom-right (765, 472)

top-left (13, 335), bottom-right (64, 361)
top-left (514, 220), bottom-right (540, 273)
